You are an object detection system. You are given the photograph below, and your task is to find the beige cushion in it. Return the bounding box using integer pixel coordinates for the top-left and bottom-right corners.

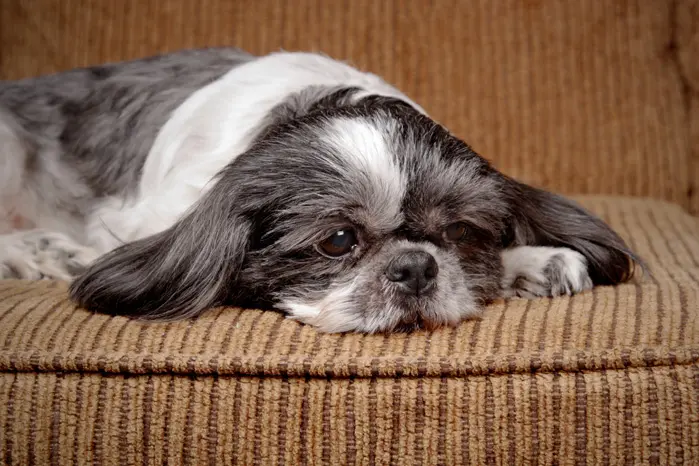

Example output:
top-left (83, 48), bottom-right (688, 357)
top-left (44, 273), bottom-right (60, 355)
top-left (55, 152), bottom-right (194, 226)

top-left (0, 197), bottom-right (697, 464)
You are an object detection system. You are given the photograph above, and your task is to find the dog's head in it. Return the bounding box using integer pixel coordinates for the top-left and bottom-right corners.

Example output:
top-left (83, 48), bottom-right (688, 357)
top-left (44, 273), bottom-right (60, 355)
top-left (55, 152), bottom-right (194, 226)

top-left (70, 87), bottom-right (637, 333)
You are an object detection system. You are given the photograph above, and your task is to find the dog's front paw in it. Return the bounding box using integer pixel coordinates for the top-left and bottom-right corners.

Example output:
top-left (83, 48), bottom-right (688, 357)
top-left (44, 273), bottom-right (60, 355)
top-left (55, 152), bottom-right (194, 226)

top-left (500, 246), bottom-right (593, 298)
top-left (0, 230), bottom-right (98, 281)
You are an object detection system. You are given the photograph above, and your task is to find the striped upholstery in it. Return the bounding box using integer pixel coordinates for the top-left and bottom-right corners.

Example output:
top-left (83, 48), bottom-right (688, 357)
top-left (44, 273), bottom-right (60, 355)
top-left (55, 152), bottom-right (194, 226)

top-left (2, 1), bottom-right (699, 464)
top-left (1, 0), bottom-right (698, 213)
top-left (1, 197), bottom-right (698, 464)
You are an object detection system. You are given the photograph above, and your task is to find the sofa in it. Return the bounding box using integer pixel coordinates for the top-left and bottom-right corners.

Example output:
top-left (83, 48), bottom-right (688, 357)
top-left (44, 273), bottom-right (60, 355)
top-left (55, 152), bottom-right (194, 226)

top-left (1, 0), bottom-right (698, 464)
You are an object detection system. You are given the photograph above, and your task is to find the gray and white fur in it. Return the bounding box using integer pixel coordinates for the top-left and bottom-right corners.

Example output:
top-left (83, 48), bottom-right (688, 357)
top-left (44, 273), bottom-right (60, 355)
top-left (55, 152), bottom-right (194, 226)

top-left (0, 48), bottom-right (640, 333)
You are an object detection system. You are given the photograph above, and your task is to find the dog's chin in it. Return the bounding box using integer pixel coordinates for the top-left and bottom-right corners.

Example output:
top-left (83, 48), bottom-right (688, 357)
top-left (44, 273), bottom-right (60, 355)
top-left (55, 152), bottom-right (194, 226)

top-left (278, 283), bottom-right (479, 334)
top-left (391, 294), bottom-right (461, 331)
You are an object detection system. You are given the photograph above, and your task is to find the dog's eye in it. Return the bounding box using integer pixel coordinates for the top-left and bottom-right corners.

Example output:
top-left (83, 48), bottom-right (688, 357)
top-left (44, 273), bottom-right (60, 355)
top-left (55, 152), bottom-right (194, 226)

top-left (317, 229), bottom-right (358, 257)
top-left (444, 222), bottom-right (468, 241)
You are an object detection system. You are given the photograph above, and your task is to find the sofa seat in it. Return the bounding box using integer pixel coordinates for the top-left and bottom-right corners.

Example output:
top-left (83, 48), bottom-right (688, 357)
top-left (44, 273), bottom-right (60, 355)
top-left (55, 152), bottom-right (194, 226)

top-left (0, 196), bottom-right (698, 465)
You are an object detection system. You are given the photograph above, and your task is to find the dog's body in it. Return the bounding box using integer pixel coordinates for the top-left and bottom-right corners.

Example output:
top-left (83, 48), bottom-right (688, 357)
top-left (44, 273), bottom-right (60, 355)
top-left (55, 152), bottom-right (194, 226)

top-left (0, 48), bottom-right (638, 333)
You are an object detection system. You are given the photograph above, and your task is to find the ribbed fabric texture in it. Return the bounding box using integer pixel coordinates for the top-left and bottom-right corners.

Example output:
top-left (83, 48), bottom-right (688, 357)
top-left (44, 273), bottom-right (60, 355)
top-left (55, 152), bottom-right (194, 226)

top-left (1, 0), bottom-right (696, 212)
top-left (0, 197), bottom-right (698, 464)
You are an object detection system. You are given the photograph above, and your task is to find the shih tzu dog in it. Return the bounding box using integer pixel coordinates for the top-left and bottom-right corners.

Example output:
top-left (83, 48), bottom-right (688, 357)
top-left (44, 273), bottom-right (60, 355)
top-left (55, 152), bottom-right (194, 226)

top-left (0, 48), bottom-right (640, 333)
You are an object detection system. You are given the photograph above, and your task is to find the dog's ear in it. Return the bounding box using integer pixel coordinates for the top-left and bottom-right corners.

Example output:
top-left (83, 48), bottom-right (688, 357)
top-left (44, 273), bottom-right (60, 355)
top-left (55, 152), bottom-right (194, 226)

top-left (501, 176), bottom-right (641, 285)
top-left (69, 181), bottom-right (252, 320)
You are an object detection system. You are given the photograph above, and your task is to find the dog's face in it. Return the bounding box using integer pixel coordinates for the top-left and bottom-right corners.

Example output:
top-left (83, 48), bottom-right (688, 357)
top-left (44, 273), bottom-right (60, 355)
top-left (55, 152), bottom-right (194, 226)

top-left (232, 97), bottom-right (509, 332)
top-left (70, 89), bottom-right (636, 333)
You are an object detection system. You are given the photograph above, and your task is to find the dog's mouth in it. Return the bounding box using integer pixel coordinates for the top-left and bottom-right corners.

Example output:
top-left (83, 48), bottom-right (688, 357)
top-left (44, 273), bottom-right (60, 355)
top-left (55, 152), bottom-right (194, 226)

top-left (389, 312), bottom-right (452, 333)
top-left (277, 277), bottom-right (464, 333)
top-left (392, 320), bottom-right (424, 333)
top-left (381, 297), bottom-right (452, 333)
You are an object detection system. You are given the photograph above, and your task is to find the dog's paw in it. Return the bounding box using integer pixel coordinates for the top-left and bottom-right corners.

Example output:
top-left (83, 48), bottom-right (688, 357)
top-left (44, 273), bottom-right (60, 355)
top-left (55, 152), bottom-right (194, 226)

top-left (0, 230), bottom-right (98, 281)
top-left (500, 246), bottom-right (593, 298)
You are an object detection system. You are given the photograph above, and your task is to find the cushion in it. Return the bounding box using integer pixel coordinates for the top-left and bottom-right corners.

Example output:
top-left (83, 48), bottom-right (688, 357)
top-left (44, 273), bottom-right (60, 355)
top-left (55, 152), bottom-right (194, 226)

top-left (1, 0), bottom-right (696, 212)
top-left (0, 196), bottom-right (697, 464)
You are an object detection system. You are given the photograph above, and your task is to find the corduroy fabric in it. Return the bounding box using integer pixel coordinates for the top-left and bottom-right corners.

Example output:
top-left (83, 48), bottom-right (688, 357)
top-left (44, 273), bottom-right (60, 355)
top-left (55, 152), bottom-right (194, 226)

top-left (0, 197), bottom-right (698, 465)
top-left (1, 0), bottom-right (696, 212)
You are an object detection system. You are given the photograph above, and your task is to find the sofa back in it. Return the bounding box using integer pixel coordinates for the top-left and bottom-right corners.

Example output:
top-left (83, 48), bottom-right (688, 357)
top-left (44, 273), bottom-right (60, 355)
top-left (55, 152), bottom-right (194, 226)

top-left (2, 0), bottom-right (697, 212)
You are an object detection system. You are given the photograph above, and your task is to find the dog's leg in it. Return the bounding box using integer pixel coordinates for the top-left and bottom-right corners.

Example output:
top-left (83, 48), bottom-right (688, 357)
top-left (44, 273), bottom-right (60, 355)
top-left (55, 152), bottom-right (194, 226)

top-left (500, 246), bottom-right (594, 298)
top-left (0, 229), bottom-right (99, 281)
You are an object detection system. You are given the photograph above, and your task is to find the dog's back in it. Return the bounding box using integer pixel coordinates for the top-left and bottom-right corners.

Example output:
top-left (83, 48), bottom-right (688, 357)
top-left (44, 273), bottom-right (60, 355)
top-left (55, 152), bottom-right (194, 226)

top-left (0, 48), bottom-right (254, 237)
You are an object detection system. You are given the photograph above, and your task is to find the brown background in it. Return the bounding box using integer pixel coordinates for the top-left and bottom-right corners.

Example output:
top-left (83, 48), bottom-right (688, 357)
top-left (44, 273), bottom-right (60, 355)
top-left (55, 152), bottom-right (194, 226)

top-left (1, 0), bottom-right (698, 213)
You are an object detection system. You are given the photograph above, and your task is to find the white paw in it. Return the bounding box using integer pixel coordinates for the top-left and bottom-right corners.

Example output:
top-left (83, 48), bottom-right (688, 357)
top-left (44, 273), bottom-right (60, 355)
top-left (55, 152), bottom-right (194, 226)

top-left (0, 230), bottom-right (98, 281)
top-left (500, 246), bottom-right (593, 298)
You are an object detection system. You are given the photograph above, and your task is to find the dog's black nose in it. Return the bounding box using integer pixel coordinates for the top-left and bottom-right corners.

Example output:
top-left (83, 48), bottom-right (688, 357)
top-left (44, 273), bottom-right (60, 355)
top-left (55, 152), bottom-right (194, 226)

top-left (385, 250), bottom-right (439, 294)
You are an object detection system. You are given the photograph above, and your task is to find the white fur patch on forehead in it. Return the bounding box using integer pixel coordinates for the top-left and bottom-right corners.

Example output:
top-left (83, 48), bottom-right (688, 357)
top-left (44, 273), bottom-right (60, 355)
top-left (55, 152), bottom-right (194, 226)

top-left (320, 117), bottom-right (406, 228)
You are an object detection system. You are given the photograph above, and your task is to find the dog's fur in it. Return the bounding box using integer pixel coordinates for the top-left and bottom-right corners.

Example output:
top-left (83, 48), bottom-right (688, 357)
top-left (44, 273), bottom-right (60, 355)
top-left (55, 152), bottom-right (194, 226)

top-left (0, 48), bottom-right (640, 333)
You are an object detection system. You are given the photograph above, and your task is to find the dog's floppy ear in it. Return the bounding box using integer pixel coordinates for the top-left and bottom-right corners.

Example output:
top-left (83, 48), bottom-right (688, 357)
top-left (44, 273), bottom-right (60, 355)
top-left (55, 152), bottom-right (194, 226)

top-left (501, 176), bottom-right (641, 285)
top-left (69, 181), bottom-right (252, 320)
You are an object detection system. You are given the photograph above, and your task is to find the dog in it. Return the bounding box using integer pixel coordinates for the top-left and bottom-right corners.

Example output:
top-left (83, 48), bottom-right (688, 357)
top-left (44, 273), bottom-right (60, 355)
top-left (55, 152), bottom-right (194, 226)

top-left (0, 48), bottom-right (640, 333)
